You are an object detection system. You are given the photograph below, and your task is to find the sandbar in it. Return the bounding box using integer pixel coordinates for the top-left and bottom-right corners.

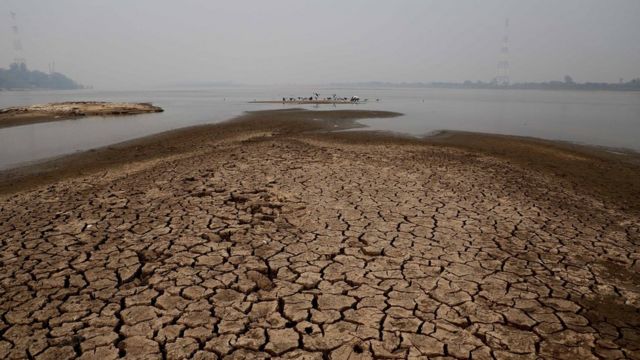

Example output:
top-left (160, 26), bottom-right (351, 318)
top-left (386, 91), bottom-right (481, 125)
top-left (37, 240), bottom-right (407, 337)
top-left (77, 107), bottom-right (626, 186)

top-left (0, 101), bottom-right (164, 128)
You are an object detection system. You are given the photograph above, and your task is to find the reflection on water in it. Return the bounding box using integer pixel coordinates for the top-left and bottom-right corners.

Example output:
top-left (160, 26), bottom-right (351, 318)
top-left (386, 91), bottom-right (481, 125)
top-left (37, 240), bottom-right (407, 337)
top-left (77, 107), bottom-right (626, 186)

top-left (0, 87), bottom-right (639, 169)
top-left (0, 88), bottom-right (280, 169)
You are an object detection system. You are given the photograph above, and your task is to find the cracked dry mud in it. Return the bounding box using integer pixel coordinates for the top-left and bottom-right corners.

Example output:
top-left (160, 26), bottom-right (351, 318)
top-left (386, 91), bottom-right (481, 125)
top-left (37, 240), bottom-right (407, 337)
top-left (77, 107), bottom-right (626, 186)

top-left (1, 109), bottom-right (639, 359)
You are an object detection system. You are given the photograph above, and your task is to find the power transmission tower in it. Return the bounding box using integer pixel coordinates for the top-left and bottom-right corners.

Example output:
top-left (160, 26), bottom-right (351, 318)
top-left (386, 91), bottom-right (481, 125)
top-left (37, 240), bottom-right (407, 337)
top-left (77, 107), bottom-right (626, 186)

top-left (495, 18), bottom-right (510, 86)
top-left (10, 12), bottom-right (27, 67)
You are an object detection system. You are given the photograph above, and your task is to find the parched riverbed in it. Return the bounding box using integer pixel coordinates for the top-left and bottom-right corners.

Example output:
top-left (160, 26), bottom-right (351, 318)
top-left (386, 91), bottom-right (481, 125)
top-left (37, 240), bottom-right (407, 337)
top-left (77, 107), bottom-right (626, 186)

top-left (0, 109), bottom-right (638, 359)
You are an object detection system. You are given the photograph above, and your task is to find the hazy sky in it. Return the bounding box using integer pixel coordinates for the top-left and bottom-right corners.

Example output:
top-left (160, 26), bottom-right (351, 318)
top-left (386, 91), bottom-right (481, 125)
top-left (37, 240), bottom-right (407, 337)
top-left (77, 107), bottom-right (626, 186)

top-left (1, 0), bottom-right (639, 89)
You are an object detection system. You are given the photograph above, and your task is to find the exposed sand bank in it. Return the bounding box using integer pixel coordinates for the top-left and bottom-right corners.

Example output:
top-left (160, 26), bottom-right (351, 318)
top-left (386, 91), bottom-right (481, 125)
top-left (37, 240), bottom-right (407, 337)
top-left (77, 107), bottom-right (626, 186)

top-left (0, 101), bottom-right (164, 128)
top-left (0, 109), bottom-right (639, 359)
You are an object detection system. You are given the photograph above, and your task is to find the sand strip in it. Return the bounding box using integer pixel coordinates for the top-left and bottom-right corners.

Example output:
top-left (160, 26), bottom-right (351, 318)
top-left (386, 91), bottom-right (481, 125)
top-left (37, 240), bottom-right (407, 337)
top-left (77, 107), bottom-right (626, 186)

top-left (0, 101), bottom-right (164, 128)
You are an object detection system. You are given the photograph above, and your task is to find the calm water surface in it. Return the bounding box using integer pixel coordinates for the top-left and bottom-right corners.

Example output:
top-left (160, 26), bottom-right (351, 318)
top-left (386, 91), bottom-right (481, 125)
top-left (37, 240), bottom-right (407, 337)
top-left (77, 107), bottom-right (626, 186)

top-left (0, 86), bottom-right (639, 169)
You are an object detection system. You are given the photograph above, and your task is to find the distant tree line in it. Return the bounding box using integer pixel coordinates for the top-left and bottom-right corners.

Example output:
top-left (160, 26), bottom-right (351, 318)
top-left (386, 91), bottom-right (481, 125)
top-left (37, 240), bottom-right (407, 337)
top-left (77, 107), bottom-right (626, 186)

top-left (330, 77), bottom-right (640, 91)
top-left (0, 62), bottom-right (82, 90)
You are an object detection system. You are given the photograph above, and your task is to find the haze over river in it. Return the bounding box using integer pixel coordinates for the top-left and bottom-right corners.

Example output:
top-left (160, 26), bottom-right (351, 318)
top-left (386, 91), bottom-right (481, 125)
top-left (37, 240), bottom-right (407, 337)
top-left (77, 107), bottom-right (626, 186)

top-left (1, 86), bottom-right (639, 169)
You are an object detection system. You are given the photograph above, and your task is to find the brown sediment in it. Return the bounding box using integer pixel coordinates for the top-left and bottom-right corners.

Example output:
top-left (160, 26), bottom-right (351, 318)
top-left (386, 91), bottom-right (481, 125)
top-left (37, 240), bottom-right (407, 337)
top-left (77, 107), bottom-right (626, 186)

top-left (424, 130), bottom-right (640, 213)
top-left (0, 108), bottom-right (639, 359)
top-left (0, 101), bottom-right (164, 128)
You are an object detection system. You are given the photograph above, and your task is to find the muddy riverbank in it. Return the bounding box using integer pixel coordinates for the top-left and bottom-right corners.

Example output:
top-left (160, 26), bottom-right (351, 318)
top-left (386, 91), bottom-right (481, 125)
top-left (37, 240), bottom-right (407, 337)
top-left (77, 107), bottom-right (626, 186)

top-left (0, 109), bottom-right (638, 359)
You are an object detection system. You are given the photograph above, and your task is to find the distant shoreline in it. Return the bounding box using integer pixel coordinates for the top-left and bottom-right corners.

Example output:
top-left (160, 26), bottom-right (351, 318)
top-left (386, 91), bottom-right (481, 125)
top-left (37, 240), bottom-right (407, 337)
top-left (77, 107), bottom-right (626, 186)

top-left (2, 84), bottom-right (639, 93)
top-left (329, 80), bottom-right (640, 92)
top-left (0, 87), bottom-right (87, 92)
top-left (327, 86), bottom-right (640, 93)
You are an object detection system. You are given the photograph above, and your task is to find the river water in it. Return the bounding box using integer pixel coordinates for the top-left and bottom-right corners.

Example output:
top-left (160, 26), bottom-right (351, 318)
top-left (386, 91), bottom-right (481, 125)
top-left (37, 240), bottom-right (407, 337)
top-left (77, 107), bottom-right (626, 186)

top-left (0, 86), bottom-right (639, 169)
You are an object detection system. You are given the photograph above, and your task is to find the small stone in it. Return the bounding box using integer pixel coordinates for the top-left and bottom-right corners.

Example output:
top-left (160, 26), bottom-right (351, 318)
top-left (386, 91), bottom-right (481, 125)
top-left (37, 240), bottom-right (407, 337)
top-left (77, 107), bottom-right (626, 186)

top-left (317, 294), bottom-right (356, 311)
top-left (236, 328), bottom-right (266, 351)
top-left (265, 328), bottom-right (299, 355)
top-left (120, 306), bottom-right (157, 325)
top-left (121, 336), bottom-right (160, 358)
top-left (166, 338), bottom-right (199, 359)
top-left (296, 272), bottom-right (322, 289)
top-left (35, 346), bottom-right (76, 360)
